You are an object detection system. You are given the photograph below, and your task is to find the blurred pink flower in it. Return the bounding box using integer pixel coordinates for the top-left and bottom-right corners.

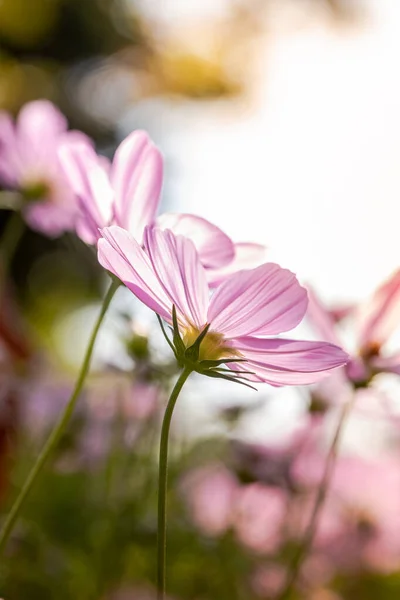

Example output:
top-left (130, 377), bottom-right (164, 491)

top-left (59, 132), bottom-right (267, 283)
top-left (234, 484), bottom-right (287, 553)
top-left (0, 100), bottom-right (90, 236)
top-left (251, 564), bottom-right (288, 597)
top-left (231, 415), bottom-right (322, 489)
top-left (98, 226), bottom-right (348, 386)
top-left (326, 455), bottom-right (400, 573)
top-left (308, 270), bottom-right (400, 386)
top-left (183, 464), bottom-right (287, 554)
top-left (292, 430), bottom-right (400, 575)
top-left (182, 464), bottom-right (238, 536)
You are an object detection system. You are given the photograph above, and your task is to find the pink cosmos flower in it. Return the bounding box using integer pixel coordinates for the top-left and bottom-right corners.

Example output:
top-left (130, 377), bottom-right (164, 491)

top-left (59, 131), bottom-right (267, 284)
top-left (234, 483), bottom-right (287, 553)
top-left (308, 270), bottom-right (400, 385)
top-left (295, 452), bottom-right (400, 575)
top-left (0, 100), bottom-right (89, 236)
top-left (181, 463), bottom-right (286, 553)
top-left (97, 225), bottom-right (348, 386)
top-left (181, 464), bottom-right (238, 536)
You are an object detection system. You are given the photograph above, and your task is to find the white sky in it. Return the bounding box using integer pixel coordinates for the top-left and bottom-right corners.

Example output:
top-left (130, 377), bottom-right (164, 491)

top-left (123, 0), bottom-right (400, 307)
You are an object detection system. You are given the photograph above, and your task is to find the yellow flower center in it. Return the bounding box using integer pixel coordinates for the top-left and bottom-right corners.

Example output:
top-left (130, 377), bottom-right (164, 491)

top-left (182, 326), bottom-right (240, 362)
top-left (22, 180), bottom-right (50, 203)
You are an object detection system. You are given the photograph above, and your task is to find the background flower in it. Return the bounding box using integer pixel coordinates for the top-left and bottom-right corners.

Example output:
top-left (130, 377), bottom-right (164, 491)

top-left (0, 100), bottom-right (90, 236)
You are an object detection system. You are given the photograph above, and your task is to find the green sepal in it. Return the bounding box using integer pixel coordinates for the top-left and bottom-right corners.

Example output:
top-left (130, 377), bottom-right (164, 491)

top-left (156, 307), bottom-right (258, 392)
top-left (156, 314), bottom-right (177, 358)
top-left (199, 357), bottom-right (247, 369)
top-left (172, 305), bottom-right (185, 358)
top-left (211, 368), bottom-right (255, 376)
top-left (203, 369), bottom-right (258, 391)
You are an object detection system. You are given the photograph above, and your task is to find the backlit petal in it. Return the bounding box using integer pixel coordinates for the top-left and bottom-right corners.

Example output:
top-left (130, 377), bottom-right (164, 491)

top-left (144, 226), bottom-right (209, 329)
top-left (358, 270), bottom-right (400, 349)
top-left (111, 131), bottom-right (163, 242)
top-left (228, 336), bottom-right (349, 387)
top-left (156, 213), bottom-right (235, 270)
top-left (208, 263), bottom-right (308, 338)
top-left (98, 226), bottom-right (172, 321)
top-left (58, 140), bottom-right (114, 240)
top-left (17, 100), bottom-right (67, 168)
top-left (306, 287), bottom-right (343, 346)
top-left (207, 242), bottom-right (268, 286)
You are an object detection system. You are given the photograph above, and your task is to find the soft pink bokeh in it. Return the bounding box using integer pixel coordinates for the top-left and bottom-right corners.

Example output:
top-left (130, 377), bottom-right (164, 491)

top-left (0, 100), bottom-right (90, 236)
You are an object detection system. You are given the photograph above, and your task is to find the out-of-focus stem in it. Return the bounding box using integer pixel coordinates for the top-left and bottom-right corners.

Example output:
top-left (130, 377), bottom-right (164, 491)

top-left (0, 278), bottom-right (120, 555)
top-left (278, 397), bottom-right (355, 600)
top-left (157, 366), bottom-right (192, 600)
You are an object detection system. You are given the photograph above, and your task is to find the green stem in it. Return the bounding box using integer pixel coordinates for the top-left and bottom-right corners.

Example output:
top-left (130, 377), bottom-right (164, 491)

top-left (0, 278), bottom-right (120, 555)
top-left (157, 366), bottom-right (192, 600)
top-left (278, 397), bottom-right (355, 600)
top-left (1, 211), bottom-right (25, 285)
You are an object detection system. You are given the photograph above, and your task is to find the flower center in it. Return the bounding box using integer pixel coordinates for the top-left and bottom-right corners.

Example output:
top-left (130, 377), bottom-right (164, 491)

top-left (182, 326), bottom-right (239, 362)
top-left (21, 180), bottom-right (50, 203)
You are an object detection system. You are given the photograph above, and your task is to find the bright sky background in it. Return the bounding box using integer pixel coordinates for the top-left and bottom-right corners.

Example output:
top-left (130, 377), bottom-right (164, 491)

top-left (124, 0), bottom-right (400, 308)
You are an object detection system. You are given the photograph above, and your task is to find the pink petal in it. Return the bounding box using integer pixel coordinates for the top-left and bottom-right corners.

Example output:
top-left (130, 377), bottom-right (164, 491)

top-left (208, 263), bottom-right (308, 338)
top-left (0, 112), bottom-right (19, 185)
top-left (24, 201), bottom-right (76, 237)
top-left (98, 226), bottom-right (172, 321)
top-left (358, 270), bottom-right (400, 349)
top-left (17, 100), bottom-right (67, 168)
top-left (207, 242), bottom-right (268, 286)
top-left (329, 304), bottom-right (355, 323)
top-left (306, 287), bottom-right (343, 346)
top-left (144, 227), bottom-right (209, 329)
top-left (228, 336), bottom-right (349, 386)
top-left (111, 131), bottom-right (163, 242)
top-left (59, 140), bottom-right (114, 243)
top-left (371, 353), bottom-right (400, 376)
top-left (156, 213), bottom-right (235, 270)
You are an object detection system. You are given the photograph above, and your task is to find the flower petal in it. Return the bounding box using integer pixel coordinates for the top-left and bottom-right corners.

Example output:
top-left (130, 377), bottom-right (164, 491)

top-left (306, 287), bottom-right (343, 346)
top-left (144, 226), bottom-right (209, 329)
top-left (111, 131), bottom-right (163, 242)
top-left (371, 353), bottom-right (400, 376)
top-left (59, 139), bottom-right (114, 243)
top-left (206, 242), bottom-right (268, 286)
top-left (17, 100), bottom-right (67, 168)
top-left (208, 263), bottom-right (308, 338)
top-left (228, 336), bottom-right (349, 386)
top-left (98, 225), bottom-right (172, 321)
top-left (156, 213), bottom-right (235, 270)
top-left (24, 201), bottom-right (76, 237)
top-left (358, 270), bottom-right (400, 349)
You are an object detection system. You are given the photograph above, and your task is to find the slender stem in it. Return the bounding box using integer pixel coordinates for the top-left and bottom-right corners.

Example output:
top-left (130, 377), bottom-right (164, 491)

top-left (278, 397), bottom-right (355, 600)
top-left (1, 211), bottom-right (25, 285)
top-left (157, 366), bottom-right (192, 600)
top-left (0, 278), bottom-right (120, 555)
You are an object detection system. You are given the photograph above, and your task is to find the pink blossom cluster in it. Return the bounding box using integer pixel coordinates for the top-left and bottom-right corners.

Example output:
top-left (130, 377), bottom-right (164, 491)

top-left (182, 416), bottom-right (400, 592)
top-left (0, 100), bottom-right (349, 388)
